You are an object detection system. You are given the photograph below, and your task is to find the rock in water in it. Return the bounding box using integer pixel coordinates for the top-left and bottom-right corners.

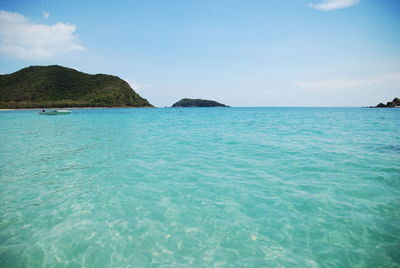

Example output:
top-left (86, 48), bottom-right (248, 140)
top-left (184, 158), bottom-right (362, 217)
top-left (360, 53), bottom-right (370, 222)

top-left (372, 98), bottom-right (400, 108)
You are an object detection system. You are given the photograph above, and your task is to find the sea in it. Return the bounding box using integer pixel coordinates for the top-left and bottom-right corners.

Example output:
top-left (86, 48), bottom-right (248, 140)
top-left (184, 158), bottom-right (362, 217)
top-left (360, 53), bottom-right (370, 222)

top-left (0, 107), bottom-right (399, 267)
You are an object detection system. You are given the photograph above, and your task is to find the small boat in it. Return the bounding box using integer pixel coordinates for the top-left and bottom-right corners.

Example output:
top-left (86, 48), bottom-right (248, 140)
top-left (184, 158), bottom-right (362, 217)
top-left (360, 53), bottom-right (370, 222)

top-left (39, 109), bottom-right (71, 115)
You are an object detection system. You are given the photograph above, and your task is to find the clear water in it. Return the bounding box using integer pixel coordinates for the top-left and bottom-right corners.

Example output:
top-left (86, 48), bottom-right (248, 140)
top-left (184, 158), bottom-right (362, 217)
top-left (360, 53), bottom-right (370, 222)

top-left (0, 108), bottom-right (399, 267)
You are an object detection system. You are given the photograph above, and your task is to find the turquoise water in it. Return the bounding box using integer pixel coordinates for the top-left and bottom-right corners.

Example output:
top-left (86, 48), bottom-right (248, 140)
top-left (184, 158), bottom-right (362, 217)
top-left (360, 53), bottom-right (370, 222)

top-left (0, 108), bottom-right (399, 267)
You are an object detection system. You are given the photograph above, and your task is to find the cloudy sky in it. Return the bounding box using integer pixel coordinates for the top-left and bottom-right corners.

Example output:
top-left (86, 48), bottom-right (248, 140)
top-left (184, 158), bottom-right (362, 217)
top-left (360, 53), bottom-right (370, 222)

top-left (0, 0), bottom-right (399, 107)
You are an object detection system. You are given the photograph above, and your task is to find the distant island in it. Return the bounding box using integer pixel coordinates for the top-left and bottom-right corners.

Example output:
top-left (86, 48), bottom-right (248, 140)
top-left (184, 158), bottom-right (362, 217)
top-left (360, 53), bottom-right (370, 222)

top-left (172, 98), bottom-right (229, 107)
top-left (0, 65), bottom-right (152, 108)
top-left (372, 98), bottom-right (399, 108)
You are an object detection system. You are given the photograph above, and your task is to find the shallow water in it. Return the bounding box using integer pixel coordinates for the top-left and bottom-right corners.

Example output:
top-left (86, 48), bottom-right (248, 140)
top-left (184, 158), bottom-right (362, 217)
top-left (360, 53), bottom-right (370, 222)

top-left (0, 108), bottom-right (399, 267)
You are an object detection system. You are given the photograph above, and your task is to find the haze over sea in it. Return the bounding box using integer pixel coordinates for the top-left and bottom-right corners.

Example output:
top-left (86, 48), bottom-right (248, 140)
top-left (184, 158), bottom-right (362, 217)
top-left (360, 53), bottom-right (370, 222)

top-left (0, 107), bottom-right (399, 267)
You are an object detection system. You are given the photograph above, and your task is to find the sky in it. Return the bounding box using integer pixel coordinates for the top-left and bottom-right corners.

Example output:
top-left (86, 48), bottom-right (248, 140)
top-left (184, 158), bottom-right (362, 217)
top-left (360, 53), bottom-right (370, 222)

top-left (0, 0), bottom-right (399, 107)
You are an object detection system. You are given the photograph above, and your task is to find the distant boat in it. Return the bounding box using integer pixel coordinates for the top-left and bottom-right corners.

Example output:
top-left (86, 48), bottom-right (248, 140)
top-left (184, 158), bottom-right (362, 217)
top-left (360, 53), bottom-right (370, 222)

top-left (39, 109), bottom-right (71, 115)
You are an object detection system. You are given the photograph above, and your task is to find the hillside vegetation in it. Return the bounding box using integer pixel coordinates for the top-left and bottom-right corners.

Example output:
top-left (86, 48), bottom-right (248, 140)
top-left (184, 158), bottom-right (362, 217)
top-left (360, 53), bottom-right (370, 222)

top-left (0, 65), bottom-right (152, 108)
top-left (172, 98), bottom-right (229, 107)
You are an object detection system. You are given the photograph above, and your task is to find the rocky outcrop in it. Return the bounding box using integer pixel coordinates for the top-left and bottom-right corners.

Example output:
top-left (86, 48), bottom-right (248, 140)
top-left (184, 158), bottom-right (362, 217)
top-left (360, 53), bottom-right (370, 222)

top-left (373, 98), bottom-right (400, 108)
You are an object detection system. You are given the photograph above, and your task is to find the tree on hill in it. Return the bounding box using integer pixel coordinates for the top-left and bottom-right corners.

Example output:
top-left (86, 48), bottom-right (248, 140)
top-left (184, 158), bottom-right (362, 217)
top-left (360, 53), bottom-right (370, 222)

top-left (0, 65), bottom-right (153, 108)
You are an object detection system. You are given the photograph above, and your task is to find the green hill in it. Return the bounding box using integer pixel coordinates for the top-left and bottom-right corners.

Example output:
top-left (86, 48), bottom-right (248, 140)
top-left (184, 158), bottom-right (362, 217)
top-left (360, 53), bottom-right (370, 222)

top-left (172, 98), bottom-right (229, 107)
top-left (0, 65), bottom-right (152, 108)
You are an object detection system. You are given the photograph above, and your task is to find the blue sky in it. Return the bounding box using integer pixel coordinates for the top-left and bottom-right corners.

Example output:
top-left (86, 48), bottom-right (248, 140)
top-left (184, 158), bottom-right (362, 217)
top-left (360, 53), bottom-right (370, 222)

top-left (0, 0), bottom-right (399, 107)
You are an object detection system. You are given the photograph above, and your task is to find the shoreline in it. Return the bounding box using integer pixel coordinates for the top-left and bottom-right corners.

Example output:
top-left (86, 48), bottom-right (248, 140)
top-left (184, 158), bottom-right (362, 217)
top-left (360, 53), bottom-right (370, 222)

top-left (0, 106), bottom-right (155, 111)
top-left (2, 107), bottom-right (399, 111)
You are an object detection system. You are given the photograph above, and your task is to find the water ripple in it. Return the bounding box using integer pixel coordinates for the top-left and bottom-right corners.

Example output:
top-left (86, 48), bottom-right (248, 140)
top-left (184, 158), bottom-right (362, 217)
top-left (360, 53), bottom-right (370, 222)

top-left (0, 108), bottom-right (399, 267)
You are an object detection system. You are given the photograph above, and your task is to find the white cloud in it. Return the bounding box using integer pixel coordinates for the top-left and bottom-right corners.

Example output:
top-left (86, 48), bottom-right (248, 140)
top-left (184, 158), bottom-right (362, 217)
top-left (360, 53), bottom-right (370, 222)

top-left (42, 11), bottom-right (50, 19)
top-left (296, 73), bottom-right (400, 91)
top-left (309, 0), bottom-right (360, 11)
top-left (0, 10), bottom-right (84, 59)
top-left (124, 78), bottom-right (154, 91)
top-left (125, 79), bottom-right (139, 90)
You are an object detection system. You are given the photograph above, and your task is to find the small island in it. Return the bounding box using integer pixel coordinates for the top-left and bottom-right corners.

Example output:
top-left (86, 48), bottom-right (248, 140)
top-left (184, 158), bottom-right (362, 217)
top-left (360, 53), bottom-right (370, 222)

top-left (372, 98), bottom-right (400, 108)
top-left (172, 98), bottom-right (229, 107)
top-left (0, 65), bottom-right (153, 108)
